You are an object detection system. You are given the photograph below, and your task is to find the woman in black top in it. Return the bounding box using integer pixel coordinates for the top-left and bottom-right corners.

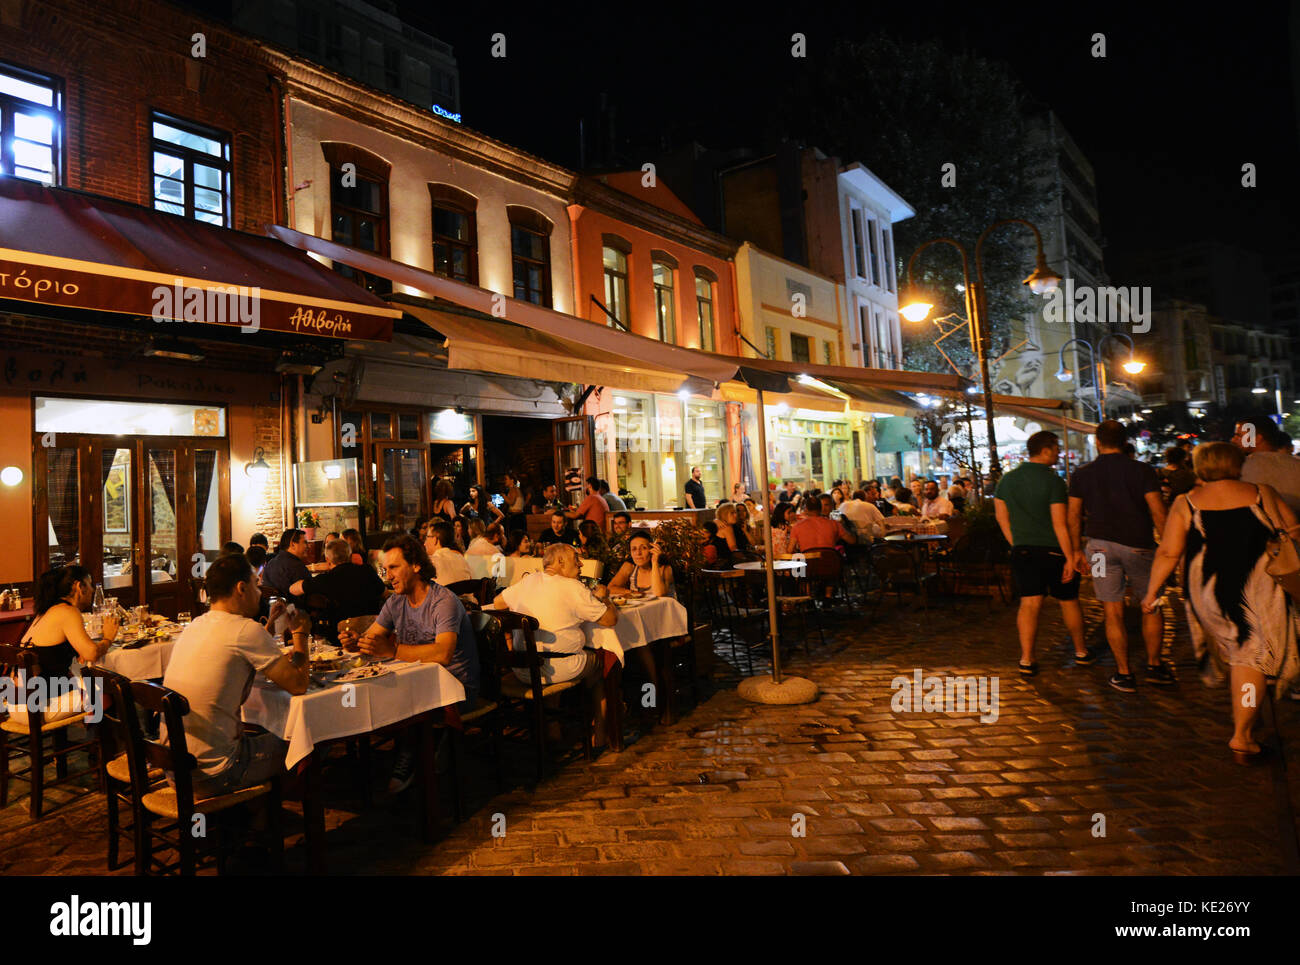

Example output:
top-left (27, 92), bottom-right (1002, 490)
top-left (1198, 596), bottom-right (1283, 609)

top-left (12, 566), bottom-right (119, 723)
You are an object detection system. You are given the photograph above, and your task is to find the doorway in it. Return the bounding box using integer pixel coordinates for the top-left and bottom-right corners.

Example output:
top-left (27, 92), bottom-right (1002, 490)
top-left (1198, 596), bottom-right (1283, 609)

top-left (480, 414), bottom-right (556, 497)
top-left (34, 434), bottom-right (230, 617)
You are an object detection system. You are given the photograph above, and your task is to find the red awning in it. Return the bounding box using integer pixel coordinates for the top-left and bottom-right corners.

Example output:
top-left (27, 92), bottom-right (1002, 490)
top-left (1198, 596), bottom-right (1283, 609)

top-left (0, 178), bottom-right (399, 341)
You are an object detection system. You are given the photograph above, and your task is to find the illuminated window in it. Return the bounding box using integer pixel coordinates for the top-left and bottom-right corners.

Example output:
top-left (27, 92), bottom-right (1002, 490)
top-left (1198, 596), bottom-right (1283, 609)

top-left (151, 112), bottom-right (230, 226)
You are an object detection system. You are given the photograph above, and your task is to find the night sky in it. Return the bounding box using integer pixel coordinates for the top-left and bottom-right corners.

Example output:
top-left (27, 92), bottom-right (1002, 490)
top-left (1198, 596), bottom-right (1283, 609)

top-left (399, 2), bottom-right (1298, 265)
top-left (177, 1), bottom-right (1299, 266)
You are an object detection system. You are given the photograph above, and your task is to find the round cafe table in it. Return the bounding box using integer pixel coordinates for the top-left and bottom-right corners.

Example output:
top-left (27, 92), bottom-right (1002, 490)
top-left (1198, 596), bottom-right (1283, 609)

top-left (883, 533), bottom-right (948, 544)
top-left (734, 560), bottom-right (806, 573)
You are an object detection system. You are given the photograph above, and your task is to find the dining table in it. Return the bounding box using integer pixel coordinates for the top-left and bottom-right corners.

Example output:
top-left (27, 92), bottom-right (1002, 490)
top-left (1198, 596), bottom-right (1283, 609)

top-left (242, 656), bottom-right (465, 873)
top-left (89, 620), bottom-right (184, 680)
top-left (585, 594), bottom-right (689, 747)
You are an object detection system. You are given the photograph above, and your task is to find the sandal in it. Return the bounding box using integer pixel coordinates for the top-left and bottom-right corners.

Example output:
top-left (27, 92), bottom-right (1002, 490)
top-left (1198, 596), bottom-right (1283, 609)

top-left (1230, 744), bottom-right (1266, 765)
top-left (1018, 662), bottom-right (1039, 677)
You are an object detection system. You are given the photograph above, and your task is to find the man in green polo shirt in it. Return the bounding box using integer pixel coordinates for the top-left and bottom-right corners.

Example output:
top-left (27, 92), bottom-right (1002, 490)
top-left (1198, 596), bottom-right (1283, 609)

top-left (993, 430), bottom-right (1085, 677)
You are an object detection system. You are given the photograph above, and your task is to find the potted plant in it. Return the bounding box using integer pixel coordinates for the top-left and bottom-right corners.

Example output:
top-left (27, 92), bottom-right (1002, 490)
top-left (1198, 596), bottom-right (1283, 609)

top-left (297, 509), bottom-right (321, 540)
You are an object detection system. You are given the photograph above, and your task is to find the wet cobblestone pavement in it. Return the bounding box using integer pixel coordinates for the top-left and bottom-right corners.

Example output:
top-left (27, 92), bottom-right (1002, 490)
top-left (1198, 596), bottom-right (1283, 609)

top-left (4, 587), bottom-right (1298, 875)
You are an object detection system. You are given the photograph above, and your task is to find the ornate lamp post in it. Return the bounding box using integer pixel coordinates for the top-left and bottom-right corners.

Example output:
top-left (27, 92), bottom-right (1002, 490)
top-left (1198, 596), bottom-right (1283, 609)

top-left (900, 219), bottom-right (1061, 487)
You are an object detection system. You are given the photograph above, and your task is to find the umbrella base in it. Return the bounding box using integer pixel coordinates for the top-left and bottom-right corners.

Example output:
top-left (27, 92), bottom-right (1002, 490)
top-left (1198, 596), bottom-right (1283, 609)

top-left (737, 675), bottom-right (818, 705)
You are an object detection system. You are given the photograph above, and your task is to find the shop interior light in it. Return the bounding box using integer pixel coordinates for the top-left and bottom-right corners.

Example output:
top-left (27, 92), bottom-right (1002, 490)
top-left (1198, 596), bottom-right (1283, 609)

top-left (677, 390), bottom-right (690, 400)
top-left (1140, 408), bottom-right (1153, 414)
top-left (1252, 387), bottom-right (1268, 394)
top-left (322, 462), bottom-right (342, 480)
top-left (244, 447), bottom-right (271, 483)
top-left (0, 466), bottom-right (23, 487)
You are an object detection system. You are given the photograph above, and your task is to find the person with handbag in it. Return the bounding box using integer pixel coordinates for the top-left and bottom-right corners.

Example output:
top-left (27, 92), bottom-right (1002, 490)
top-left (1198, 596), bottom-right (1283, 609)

top-left (1141, 442), bottom-right (1300, 764)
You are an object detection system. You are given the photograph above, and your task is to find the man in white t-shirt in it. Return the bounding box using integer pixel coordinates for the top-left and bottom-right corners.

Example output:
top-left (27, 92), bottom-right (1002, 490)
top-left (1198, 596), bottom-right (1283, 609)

top-left (920, 481), bottom-right (955, 520)
top-left (492, 542), bottom-right (617, 746)
top-left (839, 489), bottom-right (886, 540)
top-left (424, 520), bottom-right (472, 586)
top-left (162, 554), bottom-right (310, 797)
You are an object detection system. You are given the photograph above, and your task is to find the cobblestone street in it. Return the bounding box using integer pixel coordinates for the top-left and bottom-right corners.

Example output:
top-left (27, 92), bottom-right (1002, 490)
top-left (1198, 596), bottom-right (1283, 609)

top-left (4, 588), bottom-right (1298, 875)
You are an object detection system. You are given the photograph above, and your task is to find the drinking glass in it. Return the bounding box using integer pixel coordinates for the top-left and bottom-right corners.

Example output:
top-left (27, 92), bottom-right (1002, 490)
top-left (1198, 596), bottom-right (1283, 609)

top-left (177, 611), bottom-right (191, 625)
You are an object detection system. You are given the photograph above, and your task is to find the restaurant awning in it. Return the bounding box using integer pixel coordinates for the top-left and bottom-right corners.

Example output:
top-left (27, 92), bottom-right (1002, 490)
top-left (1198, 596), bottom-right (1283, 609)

top-left (0, 178), bottom-right (399, 340)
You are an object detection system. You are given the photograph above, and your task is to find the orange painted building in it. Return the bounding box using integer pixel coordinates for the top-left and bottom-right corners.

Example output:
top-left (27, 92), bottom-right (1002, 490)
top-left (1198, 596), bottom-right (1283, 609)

top-left (567, 173), bottom-right (744, 509)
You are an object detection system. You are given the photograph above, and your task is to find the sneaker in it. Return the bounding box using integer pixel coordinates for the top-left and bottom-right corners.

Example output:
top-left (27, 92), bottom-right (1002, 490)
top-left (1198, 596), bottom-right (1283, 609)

top-left (1109, 673), bottom-right (1137, 694)
top-left (1145, 661), bottom-right (1176, 686)
top-left (388, 749), bottom-right (416, 794)
top-left (1074, 647), bottom-right (1099, 666)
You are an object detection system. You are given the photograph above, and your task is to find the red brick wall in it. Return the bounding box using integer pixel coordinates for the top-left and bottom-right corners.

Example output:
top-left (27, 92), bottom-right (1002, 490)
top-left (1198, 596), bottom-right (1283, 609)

top-left (0, 0), bottom-right (284, 231)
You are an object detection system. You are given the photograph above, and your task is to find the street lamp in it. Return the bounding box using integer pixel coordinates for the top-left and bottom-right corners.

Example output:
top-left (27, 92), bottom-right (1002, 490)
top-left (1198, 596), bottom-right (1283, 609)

top-left (1056, 333), bottom-right (1145, 418)
top-left (1253, 373), bottom-right (1286, 420)
top-left (900, 218), bottom-right (1061, 485)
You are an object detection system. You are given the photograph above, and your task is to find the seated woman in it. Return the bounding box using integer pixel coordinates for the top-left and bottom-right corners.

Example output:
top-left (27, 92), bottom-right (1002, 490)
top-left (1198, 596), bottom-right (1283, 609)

top-left (715, 502), bottom-right (756, 559)
top-left (451, 517), bottom-right (469, 551)
top-left (701, 520), bottom-right (733, 568)
top-left (503, 530), bottom-right (534, 558)
top-left (577, 519), bottom-right (607, 557)
top-left (768, 503), bottom-right (794, 556)
top-left (608, 532), bottom-right (675, 599)
top-left (9, 565), bottom-right (119, 724)
top-left (342, 528), bottom-right (366, 566)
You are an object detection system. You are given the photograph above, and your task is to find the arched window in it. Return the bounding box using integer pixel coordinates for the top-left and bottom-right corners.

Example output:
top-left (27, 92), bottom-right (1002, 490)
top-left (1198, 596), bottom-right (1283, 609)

top-left (507, 205), bottom-right (553, 307)
top-left (653, 259), bottom-right (676, 344)
top-left (320, 142), bottom-right (391, 295)
top-left (602, 237), bottom-right (631, 329)
top-left (429, 183), bottom-right (478, 284)
top-left (693, 267), bottom-right (717, 352)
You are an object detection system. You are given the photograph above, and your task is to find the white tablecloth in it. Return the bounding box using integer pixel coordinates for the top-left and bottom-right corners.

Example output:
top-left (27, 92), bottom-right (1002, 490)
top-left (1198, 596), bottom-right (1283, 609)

top-left (242, 661), bottom-right (465, 769)
top-left (587, 596), bottom-right (689, 665)
top-left (95, 639), bottom-right (176, 680)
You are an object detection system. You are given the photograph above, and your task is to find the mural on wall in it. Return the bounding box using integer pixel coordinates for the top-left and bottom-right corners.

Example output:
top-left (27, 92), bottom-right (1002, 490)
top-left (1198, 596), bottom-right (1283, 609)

top-left (988, 312), bottom-right (1093, 415)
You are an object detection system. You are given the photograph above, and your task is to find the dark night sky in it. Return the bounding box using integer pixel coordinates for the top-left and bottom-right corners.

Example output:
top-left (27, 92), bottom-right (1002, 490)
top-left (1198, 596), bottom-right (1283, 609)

top-left (394, 1), bottom-right (1299, 265)
top-left (179, 0), bottom-right (1299, 264)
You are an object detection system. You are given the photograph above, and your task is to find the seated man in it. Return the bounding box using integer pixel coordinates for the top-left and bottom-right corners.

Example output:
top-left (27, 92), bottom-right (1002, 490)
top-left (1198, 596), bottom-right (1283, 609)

top-left (162, 554), bottom-right (310, 797)
top-left (339, 534), bottom-right (479, 792)
top-left (530, 483), bottom-right (561, 515)
top-left (492, 542), bottom-right (617, 747)
top-left (790, 497), bottom-right (856, 552)
top-left (537, 510), bottom-right (580, 547)
top-left (920, 481), bottom-right (955, 521)
top-left (840, 489), bottom-right (886, 540)
top-left (424, 520), bottom-right (473, 586)
top-left (260, 528), bottom-right (310, 601)
top-left (289, 538), bottom-right (388, 642)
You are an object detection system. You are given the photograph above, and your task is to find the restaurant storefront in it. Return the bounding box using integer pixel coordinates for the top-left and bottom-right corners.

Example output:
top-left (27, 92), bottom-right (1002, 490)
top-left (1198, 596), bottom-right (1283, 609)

top-left (0, 179), bottom-right (400, 608)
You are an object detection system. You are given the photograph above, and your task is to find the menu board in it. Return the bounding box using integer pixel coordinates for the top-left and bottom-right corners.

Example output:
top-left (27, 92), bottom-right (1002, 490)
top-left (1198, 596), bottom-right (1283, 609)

top-left (294, 458), bottom-right (359, 507)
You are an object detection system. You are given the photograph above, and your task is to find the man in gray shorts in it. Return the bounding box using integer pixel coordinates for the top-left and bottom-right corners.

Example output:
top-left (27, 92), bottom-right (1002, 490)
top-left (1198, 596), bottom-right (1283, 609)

top-left (1068, 420), bottom-right (1170, 692)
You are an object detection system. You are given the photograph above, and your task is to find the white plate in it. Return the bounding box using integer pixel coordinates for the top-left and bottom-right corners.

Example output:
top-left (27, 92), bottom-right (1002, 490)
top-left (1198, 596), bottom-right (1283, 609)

top-left (336, 664), bottom-right (392, 683)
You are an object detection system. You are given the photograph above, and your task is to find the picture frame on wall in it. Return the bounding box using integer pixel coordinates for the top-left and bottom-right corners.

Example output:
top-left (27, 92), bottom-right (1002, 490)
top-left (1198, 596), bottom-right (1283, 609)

top-left (103, 461), bottom-right (130, 534)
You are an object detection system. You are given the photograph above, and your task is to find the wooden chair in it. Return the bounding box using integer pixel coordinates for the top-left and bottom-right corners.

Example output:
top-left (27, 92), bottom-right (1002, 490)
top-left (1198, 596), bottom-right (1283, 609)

top-left (447, 611), bottom-right (505, 820)
top-left (871, 543), bottom-right (939, 609)
top-left (81, 665), bottom-right (163, 870)
top-left (127, 681), bottom-right (283, 876)
top-left (445, 578), bottom-right (494, 608)
top-left (0, 644), bottom-right (98, 819)
top-left (492, 610), bottom-right (594, 782)
top-left (936, 530), bottom-right (1009, 604)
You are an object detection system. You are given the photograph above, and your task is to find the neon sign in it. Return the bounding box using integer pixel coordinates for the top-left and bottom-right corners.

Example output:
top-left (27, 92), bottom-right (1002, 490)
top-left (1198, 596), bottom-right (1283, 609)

top-left (432, 104), bottom-right (462, 123)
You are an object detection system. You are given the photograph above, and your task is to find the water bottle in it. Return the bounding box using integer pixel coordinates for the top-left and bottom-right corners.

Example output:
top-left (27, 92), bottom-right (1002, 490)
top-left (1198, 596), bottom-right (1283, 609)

top-left (92, 583), bottom-right (105, 613)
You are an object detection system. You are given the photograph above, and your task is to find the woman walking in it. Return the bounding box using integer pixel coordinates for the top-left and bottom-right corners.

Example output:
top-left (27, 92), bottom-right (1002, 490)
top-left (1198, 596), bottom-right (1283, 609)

top-left (1142, 442), bottom-right (1300, 762)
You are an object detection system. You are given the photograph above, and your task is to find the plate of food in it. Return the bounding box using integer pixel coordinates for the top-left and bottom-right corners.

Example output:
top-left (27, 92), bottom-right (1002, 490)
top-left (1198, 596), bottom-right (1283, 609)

top-left (336, 664), bottom-right (391, 683)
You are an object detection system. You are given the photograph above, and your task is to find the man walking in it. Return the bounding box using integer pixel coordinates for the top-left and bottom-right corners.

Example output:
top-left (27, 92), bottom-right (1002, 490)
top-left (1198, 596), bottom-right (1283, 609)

top-left (994, 431), bottom-right (1085, 677)
top-left (1068, 420), bottom-right (1170, 693)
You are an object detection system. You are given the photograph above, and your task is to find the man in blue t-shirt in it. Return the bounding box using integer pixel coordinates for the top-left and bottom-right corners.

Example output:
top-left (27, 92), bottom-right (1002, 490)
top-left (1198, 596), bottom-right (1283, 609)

top-left (1068, 420), bottom-right (1169, 693)
top-left (339, 534), bottom-right (477, 793)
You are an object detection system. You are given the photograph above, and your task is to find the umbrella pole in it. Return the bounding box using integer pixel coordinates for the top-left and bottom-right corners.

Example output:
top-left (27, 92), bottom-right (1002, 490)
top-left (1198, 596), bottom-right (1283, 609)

top-left (754, 388), bottom-right (782, 684)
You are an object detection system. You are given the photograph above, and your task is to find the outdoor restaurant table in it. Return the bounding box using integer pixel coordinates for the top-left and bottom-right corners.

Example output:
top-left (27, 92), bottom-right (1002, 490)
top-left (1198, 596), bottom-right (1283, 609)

top-left (95, 637), bottom-right (177, 680)
top-left (734, 560), bottom-right (807, 573)
top-left (883, 533), bottom-right (949, 544)
top-left (242, 658), bottom-right (463, 873)
top-left (585, 595), bottom-right (688, 748)
top-left (587, 596), bottom-right (688, 666)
